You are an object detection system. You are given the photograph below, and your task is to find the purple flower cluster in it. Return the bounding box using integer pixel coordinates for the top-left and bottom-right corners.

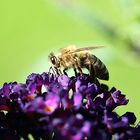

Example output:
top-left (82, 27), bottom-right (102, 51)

top-left (0, 73), bottom-right (140, 140)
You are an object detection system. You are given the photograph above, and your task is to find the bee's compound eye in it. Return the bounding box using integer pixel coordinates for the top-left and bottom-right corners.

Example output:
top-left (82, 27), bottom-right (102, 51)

top-left (51, 56), bottom-right (57, 64)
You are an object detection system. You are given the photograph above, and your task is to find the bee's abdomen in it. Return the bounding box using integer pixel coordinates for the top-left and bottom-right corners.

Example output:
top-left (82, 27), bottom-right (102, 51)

top-left (91, 55), bottom-right (109, 80)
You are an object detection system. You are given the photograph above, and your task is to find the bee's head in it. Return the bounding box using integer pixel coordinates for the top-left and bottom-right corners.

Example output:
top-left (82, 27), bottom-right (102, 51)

top-left (48, 52), bottom-right (60, 68)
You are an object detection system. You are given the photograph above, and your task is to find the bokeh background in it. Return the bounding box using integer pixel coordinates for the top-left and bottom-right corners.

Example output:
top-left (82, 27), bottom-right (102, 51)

top-left (0, 0), bottom-right (140, 121)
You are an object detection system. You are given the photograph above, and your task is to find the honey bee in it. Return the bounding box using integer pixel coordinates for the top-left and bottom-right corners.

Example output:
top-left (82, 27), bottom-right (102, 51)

top-left (48, 45), bottom-right (109, 80)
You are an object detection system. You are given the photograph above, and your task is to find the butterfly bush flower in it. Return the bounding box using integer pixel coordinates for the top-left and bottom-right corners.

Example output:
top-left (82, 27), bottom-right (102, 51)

top-left (0, 72), bottom-right (140, 140)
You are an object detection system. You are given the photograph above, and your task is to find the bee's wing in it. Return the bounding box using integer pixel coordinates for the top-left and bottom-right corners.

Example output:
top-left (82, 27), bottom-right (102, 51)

top-left (59, 46), bottom-right (104, 55)
top-left (70, 46), bottom-right (104, 53)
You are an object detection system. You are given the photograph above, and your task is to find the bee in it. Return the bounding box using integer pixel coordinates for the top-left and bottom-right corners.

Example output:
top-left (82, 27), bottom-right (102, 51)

top-left (48, 45), bottom-right (109, 80)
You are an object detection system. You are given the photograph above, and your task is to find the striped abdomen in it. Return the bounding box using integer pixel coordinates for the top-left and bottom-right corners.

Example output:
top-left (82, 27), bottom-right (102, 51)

top-left (90, 55), bottom-right (109, 80)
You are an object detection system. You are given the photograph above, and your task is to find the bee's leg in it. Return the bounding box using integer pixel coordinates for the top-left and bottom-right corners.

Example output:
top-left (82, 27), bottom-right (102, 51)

top-left (77, 66), bottom-right (83, 76)
top-left (58, 68), bottom-right (62, 75)
top-left (74, 58), bottom-right (83, 76)
top-left (74, 64), bottom-right (83, 76)
top-left (87, 64), bottom-right (96, 82)
top-left (86, 55), bottom-right (97, 82)
top-left (73, 67), bottom-right (78, 76)
top-left (54, 67), bottom-right (62, 76)
top-left (63, 68), bottom-right (68, 76)
top-left (49, 66), bottom-right (54, 74)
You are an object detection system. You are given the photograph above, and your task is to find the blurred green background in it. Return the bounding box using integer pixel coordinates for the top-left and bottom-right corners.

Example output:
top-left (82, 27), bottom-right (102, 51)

top-left (0, 0), bottom-right (140, 121)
